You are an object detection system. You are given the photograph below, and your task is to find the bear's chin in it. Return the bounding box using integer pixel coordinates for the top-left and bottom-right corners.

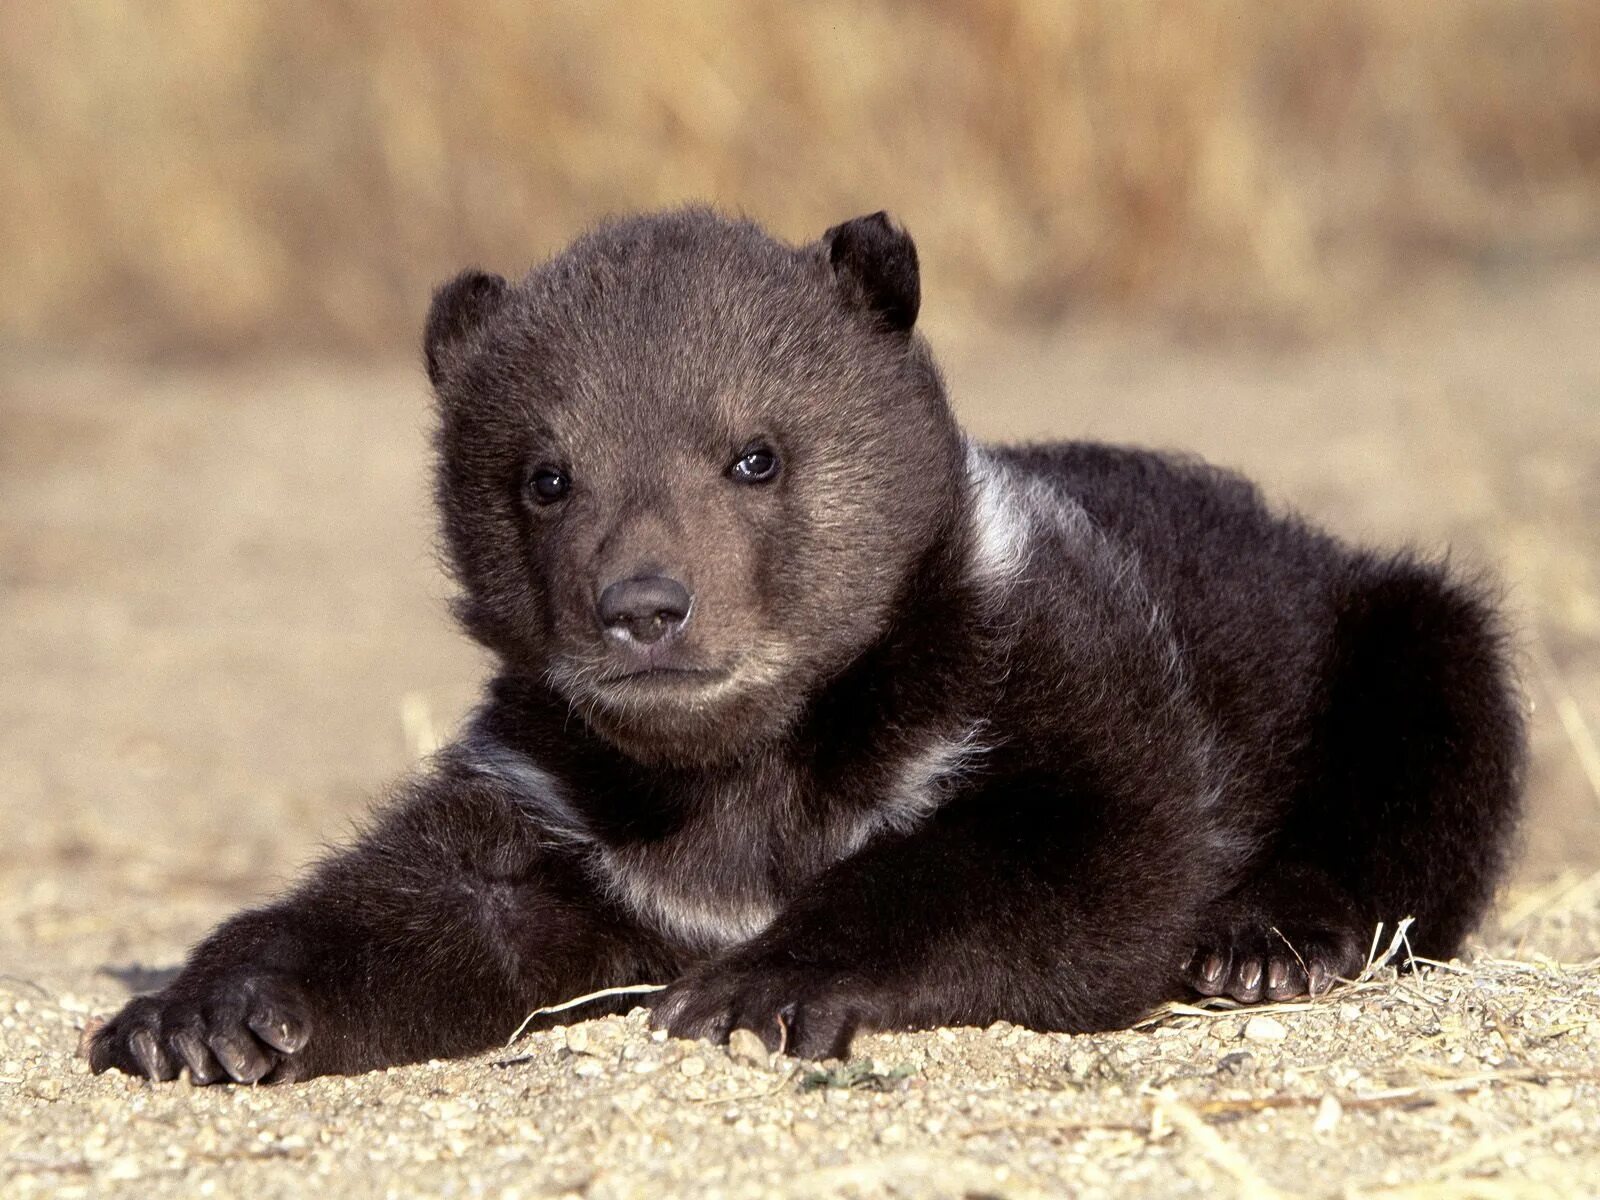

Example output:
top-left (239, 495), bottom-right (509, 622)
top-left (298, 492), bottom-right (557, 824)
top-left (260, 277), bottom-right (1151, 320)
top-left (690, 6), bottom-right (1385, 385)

top-left (576, 683), bottom-right (804, 768)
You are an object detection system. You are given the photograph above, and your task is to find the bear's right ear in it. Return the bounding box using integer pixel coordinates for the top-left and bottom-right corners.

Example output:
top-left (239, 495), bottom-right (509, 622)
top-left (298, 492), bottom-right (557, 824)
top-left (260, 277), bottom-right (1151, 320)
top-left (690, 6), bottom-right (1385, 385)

top-left (424, 269), bottom-right (509, 387)
top-left (823, 212), bottom-right (920, 334)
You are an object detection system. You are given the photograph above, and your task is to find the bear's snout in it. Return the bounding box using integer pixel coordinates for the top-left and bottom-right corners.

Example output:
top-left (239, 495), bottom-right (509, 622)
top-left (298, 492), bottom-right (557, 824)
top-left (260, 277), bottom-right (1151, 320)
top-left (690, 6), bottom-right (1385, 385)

top-left (597, 573), bottom-right (693, 645)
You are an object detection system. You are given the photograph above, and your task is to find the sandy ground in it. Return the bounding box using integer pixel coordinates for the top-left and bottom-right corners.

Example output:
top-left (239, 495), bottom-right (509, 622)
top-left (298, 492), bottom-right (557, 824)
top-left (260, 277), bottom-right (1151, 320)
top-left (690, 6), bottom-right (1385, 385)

top-left (2, 264), bottom-right (1599, 1197)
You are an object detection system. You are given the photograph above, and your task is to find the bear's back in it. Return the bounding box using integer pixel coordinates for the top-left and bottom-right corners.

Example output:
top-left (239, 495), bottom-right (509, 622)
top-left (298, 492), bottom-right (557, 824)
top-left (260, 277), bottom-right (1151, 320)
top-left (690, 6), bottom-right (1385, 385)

top-left (991, 440), bottom-right (1349, 790)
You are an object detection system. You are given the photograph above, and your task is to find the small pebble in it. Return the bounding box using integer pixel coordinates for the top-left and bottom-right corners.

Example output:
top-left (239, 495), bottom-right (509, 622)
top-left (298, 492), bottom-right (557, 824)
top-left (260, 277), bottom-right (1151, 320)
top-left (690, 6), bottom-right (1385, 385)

top-left (1313, 1093), bottom-right (1343, 1135)
top-left (1243, 1015), bottom-right (1288, 1042)
top-left (727, 1028), bottom-right (769, 1067)
top-left (1218, 1051), bottom-right (1255, 1074)
top-left (26, 1078), bottom-right (64, 1101)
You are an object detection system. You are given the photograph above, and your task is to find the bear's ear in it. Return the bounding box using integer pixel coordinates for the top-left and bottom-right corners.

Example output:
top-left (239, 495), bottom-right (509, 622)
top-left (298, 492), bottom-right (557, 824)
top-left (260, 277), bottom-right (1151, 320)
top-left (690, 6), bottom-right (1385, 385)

top-left (425, 269), bottom-right (509, 387)
top-left (823, 211), bottom-right (920, 334)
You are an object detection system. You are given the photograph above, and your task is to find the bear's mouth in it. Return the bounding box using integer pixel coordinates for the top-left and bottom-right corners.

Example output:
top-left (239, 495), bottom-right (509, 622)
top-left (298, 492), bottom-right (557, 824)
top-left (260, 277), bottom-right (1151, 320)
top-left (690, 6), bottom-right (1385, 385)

top-left (597, 666), bottom-right (731, 689)
top-left (548, 640), bottom-right (796, 726)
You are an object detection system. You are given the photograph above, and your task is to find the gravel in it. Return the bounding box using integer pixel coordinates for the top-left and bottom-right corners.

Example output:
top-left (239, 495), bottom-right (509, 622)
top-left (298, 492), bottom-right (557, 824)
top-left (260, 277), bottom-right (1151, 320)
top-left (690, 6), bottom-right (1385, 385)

top-left (3, 937), bottom-right (1598, 1198)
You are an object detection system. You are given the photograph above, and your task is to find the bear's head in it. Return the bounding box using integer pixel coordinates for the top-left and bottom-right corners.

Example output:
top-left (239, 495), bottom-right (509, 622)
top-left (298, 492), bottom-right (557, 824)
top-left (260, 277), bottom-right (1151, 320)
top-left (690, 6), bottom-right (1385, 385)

top-left (426, 209), bottom-right (963, 766)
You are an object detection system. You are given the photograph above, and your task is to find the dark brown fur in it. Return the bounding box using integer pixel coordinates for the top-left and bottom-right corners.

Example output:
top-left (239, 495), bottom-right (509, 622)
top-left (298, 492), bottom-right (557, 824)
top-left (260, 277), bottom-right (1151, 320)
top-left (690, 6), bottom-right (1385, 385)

top-left (90, 209), bottom-right (1525, 1082)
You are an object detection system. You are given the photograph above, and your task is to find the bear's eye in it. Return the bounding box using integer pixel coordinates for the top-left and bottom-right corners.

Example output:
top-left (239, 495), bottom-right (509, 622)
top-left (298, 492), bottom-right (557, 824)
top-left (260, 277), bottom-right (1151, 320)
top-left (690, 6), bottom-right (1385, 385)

top-left (526, 465), bottom-right (571, 505)
top-left (728, 444), bottom-right (780, 485)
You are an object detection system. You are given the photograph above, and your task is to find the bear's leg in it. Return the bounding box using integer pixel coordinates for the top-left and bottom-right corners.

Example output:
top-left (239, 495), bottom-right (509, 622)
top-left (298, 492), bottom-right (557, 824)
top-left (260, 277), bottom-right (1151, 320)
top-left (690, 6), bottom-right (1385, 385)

top-left (655, 769), bottom-right (1243, 1057)
top-left (1184, 555), bottom-right (1526, 1002)
top-left (89, 771), bottom-right (672, 1083)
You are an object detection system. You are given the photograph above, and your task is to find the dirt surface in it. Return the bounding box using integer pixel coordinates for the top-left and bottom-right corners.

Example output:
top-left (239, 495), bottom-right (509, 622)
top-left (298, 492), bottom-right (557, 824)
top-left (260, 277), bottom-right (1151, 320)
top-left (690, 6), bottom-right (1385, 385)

top-left (3, 266), bottom-right (1599, 1197)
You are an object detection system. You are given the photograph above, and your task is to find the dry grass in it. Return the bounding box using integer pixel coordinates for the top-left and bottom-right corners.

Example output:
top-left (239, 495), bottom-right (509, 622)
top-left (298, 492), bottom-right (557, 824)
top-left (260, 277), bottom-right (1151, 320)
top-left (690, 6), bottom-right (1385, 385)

top-left (2, 0), bottom-right (1599, 356)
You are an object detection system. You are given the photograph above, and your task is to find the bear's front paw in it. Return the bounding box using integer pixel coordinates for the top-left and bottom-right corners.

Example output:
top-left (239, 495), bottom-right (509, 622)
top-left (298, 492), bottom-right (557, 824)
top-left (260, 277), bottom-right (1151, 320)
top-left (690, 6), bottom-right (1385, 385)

top-left (87, 971), bottom-right (313, 1085)
top-left (653, 964), bottom-right (875, 1061)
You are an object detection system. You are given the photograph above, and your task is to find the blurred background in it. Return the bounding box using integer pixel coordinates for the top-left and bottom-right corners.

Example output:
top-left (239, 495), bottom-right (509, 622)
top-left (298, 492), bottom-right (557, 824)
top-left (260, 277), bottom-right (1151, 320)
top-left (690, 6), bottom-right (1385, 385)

top-left (4, 0), bottom-right (1600, 354)
top-left (2, 2), bottom-right (1598, 983)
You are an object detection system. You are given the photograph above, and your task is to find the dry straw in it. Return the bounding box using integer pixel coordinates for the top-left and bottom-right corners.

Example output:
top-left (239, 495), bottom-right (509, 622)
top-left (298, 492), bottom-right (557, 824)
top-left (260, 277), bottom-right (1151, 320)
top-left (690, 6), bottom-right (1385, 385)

top-left (3, 0), bottom-right (1599, 355)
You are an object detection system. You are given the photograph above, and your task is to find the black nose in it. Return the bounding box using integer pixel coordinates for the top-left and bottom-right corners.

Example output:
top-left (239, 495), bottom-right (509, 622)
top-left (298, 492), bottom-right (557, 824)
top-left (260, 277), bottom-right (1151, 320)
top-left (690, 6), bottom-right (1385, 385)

top-left (597, 575), bottom-right (692, 644)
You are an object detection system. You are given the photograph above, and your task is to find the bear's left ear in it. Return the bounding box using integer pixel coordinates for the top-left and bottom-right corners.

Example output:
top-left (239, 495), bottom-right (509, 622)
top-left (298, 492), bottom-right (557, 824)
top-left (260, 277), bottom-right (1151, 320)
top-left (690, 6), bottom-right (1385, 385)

top-left (425, 269), bottom-right (509, 387)
top-left (823, 211), bottom-right (920, 334)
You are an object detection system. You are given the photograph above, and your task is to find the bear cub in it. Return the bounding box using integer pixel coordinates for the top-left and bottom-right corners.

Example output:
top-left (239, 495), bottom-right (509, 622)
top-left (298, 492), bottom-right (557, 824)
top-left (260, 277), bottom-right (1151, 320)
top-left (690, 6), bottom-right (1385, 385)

top-left (91, 209), bottom-right (1525, 1083)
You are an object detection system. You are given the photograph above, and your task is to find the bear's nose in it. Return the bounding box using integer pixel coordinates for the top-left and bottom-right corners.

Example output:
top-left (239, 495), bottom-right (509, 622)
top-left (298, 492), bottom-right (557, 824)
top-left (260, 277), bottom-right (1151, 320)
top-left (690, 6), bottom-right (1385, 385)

top-left (596, 575), bottom-right (692, 644)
